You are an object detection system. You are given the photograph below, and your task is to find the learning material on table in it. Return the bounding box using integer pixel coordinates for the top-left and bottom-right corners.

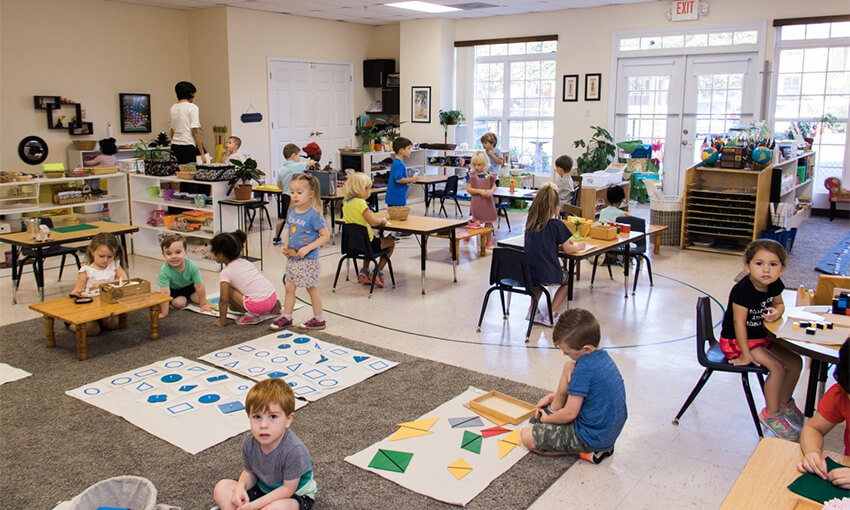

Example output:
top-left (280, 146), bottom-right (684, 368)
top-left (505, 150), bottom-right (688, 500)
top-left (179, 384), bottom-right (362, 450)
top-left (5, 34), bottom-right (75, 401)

top-left (345, 386), bottom-right (530, 506)
top-left (65, 357), bottom-right (277, 454)
top-left (199, 332), bottom-right (397, 402)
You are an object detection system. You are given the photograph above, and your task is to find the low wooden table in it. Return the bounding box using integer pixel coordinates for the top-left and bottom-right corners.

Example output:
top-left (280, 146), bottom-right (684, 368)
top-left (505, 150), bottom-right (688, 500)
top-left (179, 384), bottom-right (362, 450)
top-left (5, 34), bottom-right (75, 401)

top-left (721, 437), bottom-right (849, 509)
top-left (29, 293), bottom-right (172, 361)
top-left (430, 226), bottom-right (493, 265)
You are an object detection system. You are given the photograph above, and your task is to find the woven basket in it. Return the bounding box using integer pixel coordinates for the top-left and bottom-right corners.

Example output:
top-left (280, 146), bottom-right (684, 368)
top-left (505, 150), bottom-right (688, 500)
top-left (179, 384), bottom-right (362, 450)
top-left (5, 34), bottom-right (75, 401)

top-left (387, 206), bottom-right (410, 221)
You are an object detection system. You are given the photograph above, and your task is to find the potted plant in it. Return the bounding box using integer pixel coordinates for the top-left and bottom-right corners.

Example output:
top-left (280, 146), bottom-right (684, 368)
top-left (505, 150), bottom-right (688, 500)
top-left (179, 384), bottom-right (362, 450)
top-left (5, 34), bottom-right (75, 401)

top-left (134, 138), bottom-right (177, 176)
top-left (439, 109), bottom-right (465, 144)
top-left (356, 125), bottom-right (378, 152)
top-left (228, 158), bottom-right (264, 200)
top-left (572, 126), bottom-right (616, 174)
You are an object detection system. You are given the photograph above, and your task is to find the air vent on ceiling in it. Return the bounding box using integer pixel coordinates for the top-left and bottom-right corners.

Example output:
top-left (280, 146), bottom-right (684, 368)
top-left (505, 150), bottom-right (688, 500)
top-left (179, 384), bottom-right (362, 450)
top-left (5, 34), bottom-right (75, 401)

top-left (449, 2), bottom-right (498, 9)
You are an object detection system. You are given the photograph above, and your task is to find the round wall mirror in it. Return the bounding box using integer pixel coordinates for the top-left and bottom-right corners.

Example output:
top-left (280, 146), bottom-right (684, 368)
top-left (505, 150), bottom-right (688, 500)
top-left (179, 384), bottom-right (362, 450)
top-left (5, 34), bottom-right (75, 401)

top-left (18, 136), bottom-right (48, 165)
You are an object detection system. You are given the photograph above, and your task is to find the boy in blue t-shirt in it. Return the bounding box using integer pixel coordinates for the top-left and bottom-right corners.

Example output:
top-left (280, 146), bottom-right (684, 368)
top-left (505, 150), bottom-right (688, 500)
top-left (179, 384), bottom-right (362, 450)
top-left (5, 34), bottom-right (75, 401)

top-left (520, 308), bottom-right (627, 464)
top-left (386, 137), bottom-right (417, 207)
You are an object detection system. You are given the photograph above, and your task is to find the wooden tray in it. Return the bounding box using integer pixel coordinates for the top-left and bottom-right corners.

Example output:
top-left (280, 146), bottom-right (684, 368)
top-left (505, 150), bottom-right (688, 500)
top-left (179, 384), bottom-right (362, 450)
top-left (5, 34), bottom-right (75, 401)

top-left (99, 278), bottom-right (151, 304)
top-left (90, 166), bottom-right (119, 175)
top-left (468, 391), bottom-right (536, 425)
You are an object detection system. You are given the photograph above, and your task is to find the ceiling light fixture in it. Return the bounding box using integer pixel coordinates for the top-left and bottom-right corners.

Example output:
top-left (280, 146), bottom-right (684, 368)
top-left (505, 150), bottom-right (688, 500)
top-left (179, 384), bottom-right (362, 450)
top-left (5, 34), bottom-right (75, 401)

top-left (384, 1), bottom-right (461, 13)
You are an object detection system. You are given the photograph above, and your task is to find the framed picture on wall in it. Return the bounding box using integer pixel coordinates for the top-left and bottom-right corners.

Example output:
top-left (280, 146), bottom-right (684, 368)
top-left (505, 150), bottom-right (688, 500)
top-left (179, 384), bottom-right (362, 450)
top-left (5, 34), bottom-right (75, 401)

top-left (585, 74), bottom-right (601, 101)
top-left (562, 75), bottom-right (578, 102)
top-left (411, 86), bottom-right (431, 123)
top-left (119, 93), bottom-right (151, 133)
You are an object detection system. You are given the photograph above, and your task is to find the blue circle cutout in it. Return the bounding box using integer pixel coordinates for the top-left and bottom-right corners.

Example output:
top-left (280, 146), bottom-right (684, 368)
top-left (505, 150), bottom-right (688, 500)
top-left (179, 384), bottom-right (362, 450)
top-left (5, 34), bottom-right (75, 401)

top-left (267, 371), bottom-right (287, 378)
top-left (199, 394), bottom-right (221, 404)
top-left (277, 333), bottom-right (293, 338)
top-left (294, 337), bottom-right (310, 344)
top-left (161, 374), bottom-right (182, 383)
top-left (278, 344), bottom-right (291, 349)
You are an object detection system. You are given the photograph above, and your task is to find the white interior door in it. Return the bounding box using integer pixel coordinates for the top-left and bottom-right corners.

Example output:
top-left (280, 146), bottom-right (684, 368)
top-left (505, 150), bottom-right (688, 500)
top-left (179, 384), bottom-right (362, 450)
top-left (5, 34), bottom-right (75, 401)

top-left (613, 56), bottom-right (684, 197)
top-left (614, 52), bottom-right (760, 197)
top-left (679, 53), bottom-right (759, 194)
top-left (268, 59), bottom-right (352, 173)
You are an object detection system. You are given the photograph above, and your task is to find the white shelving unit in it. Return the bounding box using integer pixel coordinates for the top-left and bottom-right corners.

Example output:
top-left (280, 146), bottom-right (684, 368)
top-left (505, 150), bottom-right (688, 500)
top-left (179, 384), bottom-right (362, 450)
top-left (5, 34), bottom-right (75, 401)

top-left (67, 146), bottom-right (138, 169)
top-left (0, 173), bottom-right (129, 223)
top-left (773, 151), bottom-right (814, 230)
top-left (128, 174), bottom-right (233, 270)
top-left (423, 149), bottom-right (474, 177)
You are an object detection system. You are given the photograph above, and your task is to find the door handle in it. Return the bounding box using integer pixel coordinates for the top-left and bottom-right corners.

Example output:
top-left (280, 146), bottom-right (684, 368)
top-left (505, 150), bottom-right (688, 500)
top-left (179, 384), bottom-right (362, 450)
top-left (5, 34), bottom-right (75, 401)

top-left (682, 140), bottom-right (689, 146)
top-left (309, 131), bottom-right (317, 136)
top-left (315, 131), bottom-right (323, 136)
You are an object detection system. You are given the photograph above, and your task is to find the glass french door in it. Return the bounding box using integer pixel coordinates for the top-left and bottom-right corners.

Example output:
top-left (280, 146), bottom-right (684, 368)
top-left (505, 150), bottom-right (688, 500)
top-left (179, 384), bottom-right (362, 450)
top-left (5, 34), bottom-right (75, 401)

top-left (614, 52), bottom-right (759, 197)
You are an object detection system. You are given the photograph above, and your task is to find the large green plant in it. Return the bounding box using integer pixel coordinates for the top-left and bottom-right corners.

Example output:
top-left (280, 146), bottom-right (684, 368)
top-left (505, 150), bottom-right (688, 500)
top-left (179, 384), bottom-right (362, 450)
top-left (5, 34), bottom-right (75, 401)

top-left (439, 109), bottom-right (465, 127)
top-left (230, 158), bottom-right (264, 185)
top-left (572, 126), bottom-right (616, 173)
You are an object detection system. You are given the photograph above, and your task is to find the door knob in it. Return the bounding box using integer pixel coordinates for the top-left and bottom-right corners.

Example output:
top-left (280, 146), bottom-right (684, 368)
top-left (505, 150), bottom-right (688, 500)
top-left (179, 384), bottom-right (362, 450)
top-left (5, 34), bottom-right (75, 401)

top-left (682, 140), bottom-right (688, 146)
top-left (309, 131), bottom-right (316, 136)
top-left (315, 131), bottom-right (324, 136)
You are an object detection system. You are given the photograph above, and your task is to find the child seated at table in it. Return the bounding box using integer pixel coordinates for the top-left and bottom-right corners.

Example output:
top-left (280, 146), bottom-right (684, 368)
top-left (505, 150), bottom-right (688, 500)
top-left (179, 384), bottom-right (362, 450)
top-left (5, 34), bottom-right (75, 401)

top-left (524, 183), bottom-right (584, 326)
top-left (798, 339), bottom-right (850, 489)
top-left (553, 155), bottom-right (576, 215)
top-left (342, 172), bottom-right (395, 288)
top-left (70, 233), bottom-right (129, 336)
top-left (598, 184), bottom-right (627, 224)
top-left (520, 309), bottom-right (627, 464)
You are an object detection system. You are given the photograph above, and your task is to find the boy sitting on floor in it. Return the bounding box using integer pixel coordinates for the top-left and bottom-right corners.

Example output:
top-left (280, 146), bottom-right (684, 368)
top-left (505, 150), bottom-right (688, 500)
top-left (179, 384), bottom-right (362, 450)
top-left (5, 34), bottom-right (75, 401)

top-left (520, 309), bottom-right (627, 463)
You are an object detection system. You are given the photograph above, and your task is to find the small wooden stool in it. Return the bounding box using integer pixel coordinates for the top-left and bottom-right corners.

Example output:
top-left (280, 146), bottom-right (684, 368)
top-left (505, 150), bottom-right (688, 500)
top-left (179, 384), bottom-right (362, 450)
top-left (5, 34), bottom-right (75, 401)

top-left (430, 226), bottom-right (493, 265)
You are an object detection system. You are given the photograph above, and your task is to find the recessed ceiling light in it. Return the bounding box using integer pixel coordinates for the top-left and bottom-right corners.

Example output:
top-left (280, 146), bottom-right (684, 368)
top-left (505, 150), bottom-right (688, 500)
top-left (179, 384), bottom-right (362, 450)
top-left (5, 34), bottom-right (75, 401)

top-left (384, 2), bottom-right (462, 13)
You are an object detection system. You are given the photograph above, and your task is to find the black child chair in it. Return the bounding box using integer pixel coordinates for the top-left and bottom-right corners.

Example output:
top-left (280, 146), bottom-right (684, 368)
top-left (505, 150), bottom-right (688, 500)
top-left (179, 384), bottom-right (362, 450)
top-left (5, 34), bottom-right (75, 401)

top-left (672, 296), bottom-right (768, 437)
top-left (590, 215), bottom-right (653, 293)
top-left (332, 224), bottom-right (395, 298)
top-left (477, 247), bottom-right (553, 342)
top-left (16, 217), bottom-right (81, 291)
top-left (429, 175), bottom-right (463, 217)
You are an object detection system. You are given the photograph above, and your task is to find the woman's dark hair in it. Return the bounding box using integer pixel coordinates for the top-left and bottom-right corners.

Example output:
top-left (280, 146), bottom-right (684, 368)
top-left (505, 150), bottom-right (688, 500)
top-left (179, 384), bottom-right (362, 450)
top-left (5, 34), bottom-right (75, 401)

top-left (209, 230), bottom-right (246, 263)
top-left (175, 81), bottom-right (196, 100)
top-left (835, 339), bottom-right (849, 393)
top-left (98, 137), bottom-right (117, 156)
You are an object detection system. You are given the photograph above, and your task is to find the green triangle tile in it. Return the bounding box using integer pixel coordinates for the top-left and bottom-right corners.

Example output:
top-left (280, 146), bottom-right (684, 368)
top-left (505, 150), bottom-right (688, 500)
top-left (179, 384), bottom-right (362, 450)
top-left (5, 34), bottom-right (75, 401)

top-left (461, 430), bottom-right (482, 454)
top-left (368, 448), bottom-right (414, 473)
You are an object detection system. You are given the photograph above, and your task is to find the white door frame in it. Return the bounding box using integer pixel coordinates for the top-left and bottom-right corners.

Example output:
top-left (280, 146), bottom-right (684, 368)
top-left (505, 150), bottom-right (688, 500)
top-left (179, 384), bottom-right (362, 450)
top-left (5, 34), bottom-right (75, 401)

top-left (267, 57), bottom-right (354, 173)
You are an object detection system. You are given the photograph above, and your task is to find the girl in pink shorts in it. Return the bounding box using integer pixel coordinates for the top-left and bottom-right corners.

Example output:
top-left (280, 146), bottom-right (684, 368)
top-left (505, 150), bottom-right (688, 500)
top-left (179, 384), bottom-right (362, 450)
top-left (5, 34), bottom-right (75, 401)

top-left (210, 230), bottom-right (280, 326)
top-left (718, 239), bottom-right (802, 440)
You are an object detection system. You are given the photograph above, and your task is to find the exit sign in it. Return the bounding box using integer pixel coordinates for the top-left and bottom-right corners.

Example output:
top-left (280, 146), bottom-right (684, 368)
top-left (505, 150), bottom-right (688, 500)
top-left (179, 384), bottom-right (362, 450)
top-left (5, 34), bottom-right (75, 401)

top-left (671, 0), bottom-right (698, 21)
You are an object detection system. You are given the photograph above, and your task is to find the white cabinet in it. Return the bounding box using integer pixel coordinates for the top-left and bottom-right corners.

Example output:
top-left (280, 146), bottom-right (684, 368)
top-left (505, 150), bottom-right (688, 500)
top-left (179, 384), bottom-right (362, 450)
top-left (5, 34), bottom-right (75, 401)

top-left (772, 151), bottom-right (814, 229)
top-left (128, 174), bottom-right (232, 270)
top-left (67, 146), bottom-right (138, 169)
top-left (0, 173), bottom-right (129, 224)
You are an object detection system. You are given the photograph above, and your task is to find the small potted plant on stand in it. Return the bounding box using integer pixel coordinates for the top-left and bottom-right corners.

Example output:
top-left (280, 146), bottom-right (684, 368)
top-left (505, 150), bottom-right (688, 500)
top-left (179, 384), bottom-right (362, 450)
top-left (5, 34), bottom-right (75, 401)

top-left (228, 157), bottom-right (264, 200)
top-left (439, 109), bottom-right (465, 145)
top-left (356, 125), bottom-right (378, 152)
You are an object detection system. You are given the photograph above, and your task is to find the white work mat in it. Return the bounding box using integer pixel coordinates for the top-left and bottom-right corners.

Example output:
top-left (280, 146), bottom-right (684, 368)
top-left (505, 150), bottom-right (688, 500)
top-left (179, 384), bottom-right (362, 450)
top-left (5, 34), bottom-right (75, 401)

top-left (199, 332), bottom-right (398, 402)
top-left (0, 363), bottom-right (31, 385)
top-left (345, 386), bottom-right (530, 507)
top-left (64, 357), bottom-right (299, 455)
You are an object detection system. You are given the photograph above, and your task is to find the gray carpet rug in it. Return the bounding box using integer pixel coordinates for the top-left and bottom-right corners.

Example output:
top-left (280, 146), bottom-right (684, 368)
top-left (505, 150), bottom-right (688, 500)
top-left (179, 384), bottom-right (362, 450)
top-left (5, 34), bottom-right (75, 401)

top-left (780, 214), bottom-right (849, 290)
top-left (0, 310), bottom-right (573, 509)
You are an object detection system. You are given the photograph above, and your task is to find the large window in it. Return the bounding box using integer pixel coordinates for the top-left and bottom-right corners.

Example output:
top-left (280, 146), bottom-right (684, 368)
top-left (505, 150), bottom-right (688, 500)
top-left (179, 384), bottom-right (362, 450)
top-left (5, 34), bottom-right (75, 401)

top-left (772, 20), bottom-right (850, 186)
top-left (471, 41), bottom-right (556, 172)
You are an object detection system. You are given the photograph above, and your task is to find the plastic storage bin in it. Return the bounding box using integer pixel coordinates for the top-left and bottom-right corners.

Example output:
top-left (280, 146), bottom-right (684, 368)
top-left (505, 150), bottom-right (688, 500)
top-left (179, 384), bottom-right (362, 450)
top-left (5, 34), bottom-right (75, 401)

top-left (760, 227), bottom-right (797, 252)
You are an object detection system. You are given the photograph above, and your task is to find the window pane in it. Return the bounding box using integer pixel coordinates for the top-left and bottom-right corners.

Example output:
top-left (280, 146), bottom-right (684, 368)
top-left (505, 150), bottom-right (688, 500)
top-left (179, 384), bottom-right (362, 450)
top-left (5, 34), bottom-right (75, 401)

top-left (779, 49), bottom-right (804, 73)
top-left (777, 74), bottom-right (802, 95)
top-left (775, 97), bottom-right (800, 118)
top-left (826, 72), bottom-right (850, 94)
top-left (476, 63), bottom-right (490, 81)
top-left (528, 41), bottom-right (543, 54)
top-left (491, 44), bottom-right (507, 56)
top-left (541, 60), bottom-right (556, 80)
top-left (662, 35), bottom-right (684, 48)
top-left (806, 23), bottom-right (831, 40)
top-left (709, 32), bottom-right (733, 46)
top-left (824, 95), bottom-right (850, 117)
top-left (685, 34), bottom-right (708, 47)
top-left (832, 22), bottom-right (850, 38)
top-left (508, 42), bottom-right (526, 55)
top-left (620, 38), bottom-right (640, 51)
top-left (542, 41), bottom-right (557, 53)
top-left (800, 96), bottom-right (825, 118)
top-left (510, 62), bottom-right (526, 80)
top-left (828, 47), bottom-right (850, 72)
top-left (734, 31), bottom-right (758, 44)
top-left (475, 45), bottom-right (490, 58)
top-left (801, 73), bottom-right (826, 95)
top-left (782, 25), bottom-right (806, 41)
top-left (803, 48), bottom-right (829, 72)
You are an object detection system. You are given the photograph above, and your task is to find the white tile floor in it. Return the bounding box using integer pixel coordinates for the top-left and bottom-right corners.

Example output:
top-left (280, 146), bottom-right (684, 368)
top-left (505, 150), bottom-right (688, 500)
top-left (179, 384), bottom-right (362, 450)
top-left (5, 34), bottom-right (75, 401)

top-left (0, 200), bottom-right (843, 508)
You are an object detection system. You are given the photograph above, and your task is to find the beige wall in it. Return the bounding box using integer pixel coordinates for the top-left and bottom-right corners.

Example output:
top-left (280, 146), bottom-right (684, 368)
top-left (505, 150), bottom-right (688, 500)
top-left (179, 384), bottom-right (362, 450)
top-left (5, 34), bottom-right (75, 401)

top-left (452, 0), bottom-right (849, 165)
top-left (0, 0), bottom-right (190, 171)
top-left (188, 7), bottom-right (230, 157)
top-left (224, 8), bottom-right (400, 172)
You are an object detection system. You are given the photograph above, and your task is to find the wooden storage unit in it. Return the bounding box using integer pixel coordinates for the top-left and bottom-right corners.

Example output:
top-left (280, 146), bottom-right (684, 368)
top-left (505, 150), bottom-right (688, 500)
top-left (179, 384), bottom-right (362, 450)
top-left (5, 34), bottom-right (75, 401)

top-left (128, 174), bottom-right (231, 270)
top-left (579, 180), bottom-right (631, 220)
top-left (680, 164), bottom-right (771, 254)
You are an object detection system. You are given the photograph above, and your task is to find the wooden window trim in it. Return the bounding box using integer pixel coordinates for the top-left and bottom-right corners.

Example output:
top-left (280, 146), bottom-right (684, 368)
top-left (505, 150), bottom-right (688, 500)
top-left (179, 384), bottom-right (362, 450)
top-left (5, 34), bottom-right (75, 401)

top-left (773, 15), bottom-right (850, 27)
top-left (454, 35), bottom-right (557, 48)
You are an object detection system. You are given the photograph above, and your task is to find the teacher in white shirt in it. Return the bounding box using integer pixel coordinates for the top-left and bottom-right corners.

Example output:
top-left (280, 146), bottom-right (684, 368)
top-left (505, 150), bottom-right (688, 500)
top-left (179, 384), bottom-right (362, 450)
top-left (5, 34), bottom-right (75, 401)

top-left (169, 81), bottom-right (205, 164)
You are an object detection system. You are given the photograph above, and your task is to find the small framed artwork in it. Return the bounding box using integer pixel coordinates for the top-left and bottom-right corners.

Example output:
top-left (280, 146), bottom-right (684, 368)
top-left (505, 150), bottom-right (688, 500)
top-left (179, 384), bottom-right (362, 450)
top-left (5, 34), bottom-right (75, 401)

top-left (562, 75), bottom-right (578, 102)
top-left (411, 86), bottom-right (431, 123)
top-left (119, 93), bottom-right (151, 133)
top-left (69, 122), bottom-right (94, 136)
top-left (585, 73), bottom-right (601, 101)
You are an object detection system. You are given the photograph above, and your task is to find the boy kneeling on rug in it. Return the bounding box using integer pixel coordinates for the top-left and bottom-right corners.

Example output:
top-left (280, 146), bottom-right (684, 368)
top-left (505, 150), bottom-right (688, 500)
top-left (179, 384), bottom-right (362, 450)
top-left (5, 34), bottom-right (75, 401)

top-left (520, 309), bottom-right (627, 464)
top-left (213, 378), bottom-right (316, 510)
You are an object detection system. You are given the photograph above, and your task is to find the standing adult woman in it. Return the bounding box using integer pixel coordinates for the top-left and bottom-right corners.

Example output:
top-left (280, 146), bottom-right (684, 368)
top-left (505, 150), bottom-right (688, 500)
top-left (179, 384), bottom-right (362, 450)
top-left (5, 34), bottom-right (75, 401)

top-left (169, 81), bottom-right (205, 164)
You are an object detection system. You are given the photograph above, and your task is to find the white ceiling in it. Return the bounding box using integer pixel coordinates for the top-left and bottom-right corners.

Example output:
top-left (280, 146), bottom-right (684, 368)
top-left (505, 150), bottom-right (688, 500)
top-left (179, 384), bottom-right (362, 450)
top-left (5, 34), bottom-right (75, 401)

top-left (109, 0), bottom-right (657, 26)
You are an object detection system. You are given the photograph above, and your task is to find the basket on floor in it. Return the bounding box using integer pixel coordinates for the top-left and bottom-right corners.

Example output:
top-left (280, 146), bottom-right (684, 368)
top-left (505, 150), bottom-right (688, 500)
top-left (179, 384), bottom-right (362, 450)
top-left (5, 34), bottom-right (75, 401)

top-left (387, 206), bottom-right (410, 221)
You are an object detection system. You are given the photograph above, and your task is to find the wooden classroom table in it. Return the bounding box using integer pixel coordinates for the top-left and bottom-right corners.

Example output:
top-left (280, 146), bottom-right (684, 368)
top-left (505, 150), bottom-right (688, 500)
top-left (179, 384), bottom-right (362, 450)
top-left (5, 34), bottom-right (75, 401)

top-left (0, 221), bottom-right (138, 304)
top-left (29, 293), bottom-right (172, 361)
top-left (414, 174), bottom-right (449, 214)
top-left (766, 305), bottom-right (844, 417)
top-left (721, 437), bottom-right (849, 509)
top-left (373, 212), bottom-right (468, 294)
top-left (491, 187), bottom-right (537, 201)
top-left (321, 186), bottom-right (387, 244)
top-left (497, 224), bottom-right (668, 303)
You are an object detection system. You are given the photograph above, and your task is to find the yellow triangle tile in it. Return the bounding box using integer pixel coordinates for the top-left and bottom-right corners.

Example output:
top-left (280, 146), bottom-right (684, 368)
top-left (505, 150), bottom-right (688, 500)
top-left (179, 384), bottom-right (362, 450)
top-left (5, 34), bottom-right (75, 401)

top-left (395, 417), bottom-right (439, 432)
top-left (447, 457), bottom-right (473, 480)
top-left (498, 438), bottom-right (517, 459)
top-left (389, 426), bottom-right (434, 441)
top-left (502, 429), bottom-right (520, 446)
